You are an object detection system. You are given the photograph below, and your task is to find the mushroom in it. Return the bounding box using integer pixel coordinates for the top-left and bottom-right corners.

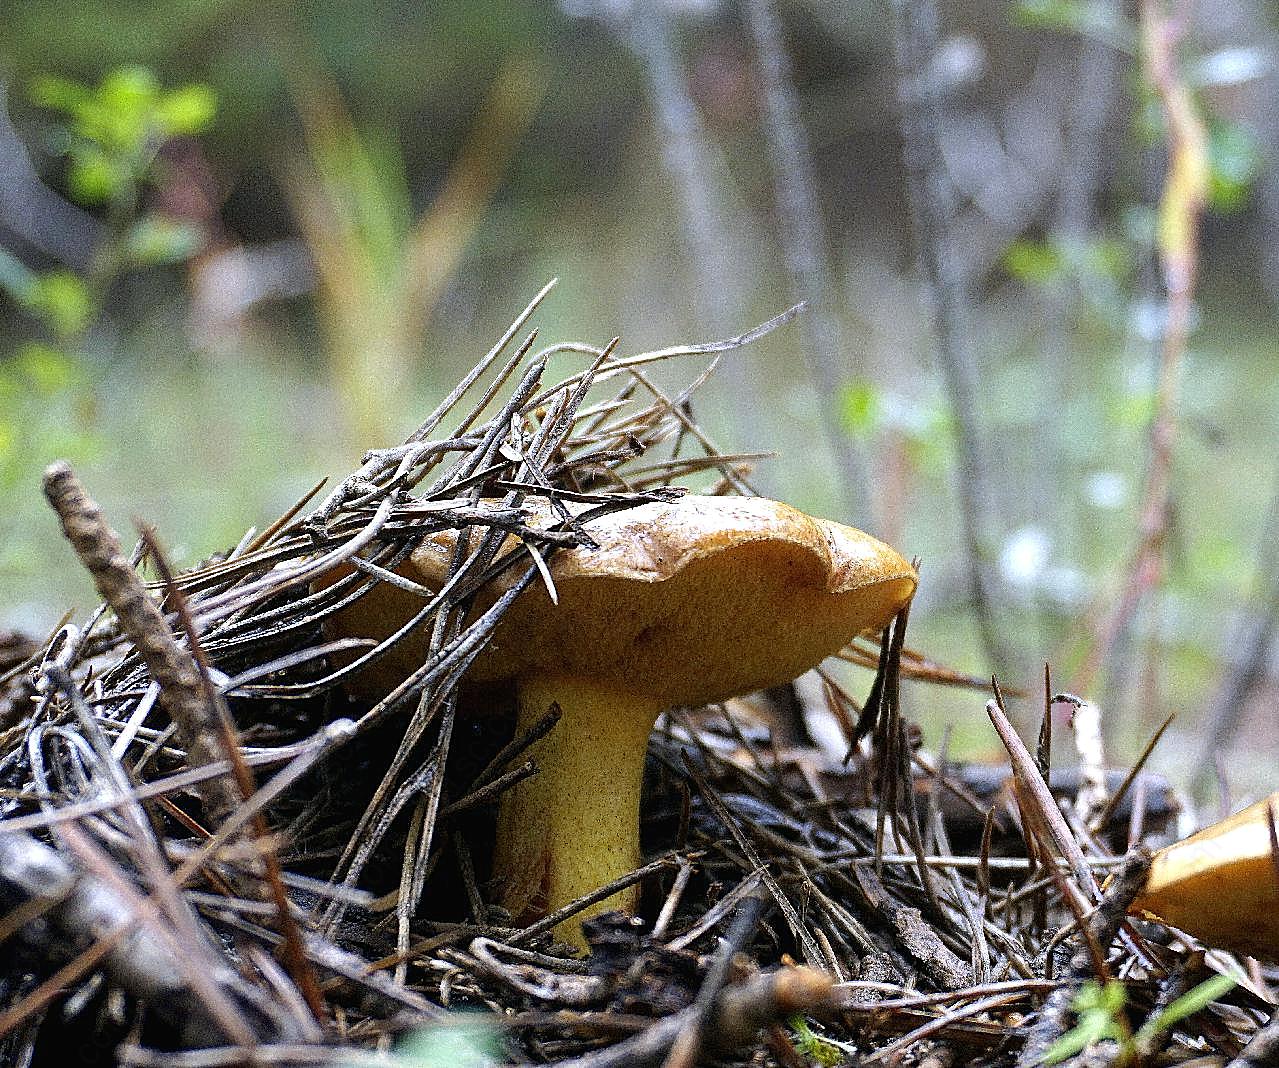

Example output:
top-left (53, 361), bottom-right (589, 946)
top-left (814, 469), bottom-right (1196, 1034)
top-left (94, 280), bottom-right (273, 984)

top-left (1130, 791), bottom-right (1279, 961)
top-left (327, 495), bottom-right (917, 942)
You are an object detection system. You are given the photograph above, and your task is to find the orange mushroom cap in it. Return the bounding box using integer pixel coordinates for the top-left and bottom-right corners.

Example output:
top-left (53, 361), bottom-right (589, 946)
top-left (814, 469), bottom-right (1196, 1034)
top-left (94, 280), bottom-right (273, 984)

top-left (1131, 791), bottom-right (1279, 961)
top-left (337, 494), bottom-right (918, 704)
top-left (325, 494), bottom-right (917, 945)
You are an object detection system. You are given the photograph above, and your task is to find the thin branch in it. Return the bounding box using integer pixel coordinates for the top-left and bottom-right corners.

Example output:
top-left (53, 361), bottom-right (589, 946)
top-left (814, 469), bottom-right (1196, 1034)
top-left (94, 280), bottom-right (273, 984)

top-left (743, 0), bottom-right (870, 518)
top-left (888, 0), bottom-right (1013, 675)
top-left (1075, 0), bottom-right (1208, 694)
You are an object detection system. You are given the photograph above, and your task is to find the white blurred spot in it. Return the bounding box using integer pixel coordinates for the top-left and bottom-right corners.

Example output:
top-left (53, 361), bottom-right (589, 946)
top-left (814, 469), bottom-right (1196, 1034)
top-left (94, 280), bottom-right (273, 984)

top-left (1084, 471), bottom-right (1128, 510)
top-left (929, 34), bottom-right (988, 94)
top-left (1000, 526), bottom-right (1050, 587)
top-left (1131, 297), bottom-right (1199, 342)
top-left (999, 527), bottom-right (1089, 607)
top-left (1193, 47), bottom-right (1271, 88)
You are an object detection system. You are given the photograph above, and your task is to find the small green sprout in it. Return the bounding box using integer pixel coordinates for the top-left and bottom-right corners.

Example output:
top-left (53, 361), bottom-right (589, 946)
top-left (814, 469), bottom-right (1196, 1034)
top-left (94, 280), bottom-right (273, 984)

top-left (789, 1014), bottom-right (850, 1067)
top-left (1042, 980), bottom-right (1130, 1065)
top-left (1041, 973), bottom-right (1237, 1066)
top-left (31, 66), bottom-right (216, 208)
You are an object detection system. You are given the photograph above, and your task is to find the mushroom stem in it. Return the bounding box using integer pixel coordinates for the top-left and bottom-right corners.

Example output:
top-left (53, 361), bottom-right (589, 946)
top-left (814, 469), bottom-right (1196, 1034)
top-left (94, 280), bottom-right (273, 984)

top-left (492, 673), bottom-right (660, 944)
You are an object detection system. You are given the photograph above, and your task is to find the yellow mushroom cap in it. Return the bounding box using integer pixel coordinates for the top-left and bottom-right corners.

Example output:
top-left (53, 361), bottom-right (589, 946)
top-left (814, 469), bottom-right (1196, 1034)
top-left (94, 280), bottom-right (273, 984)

top-left (1131, 791), bottom-right (1279, 961)
top-left (404, 494), bottom-right (917, 705)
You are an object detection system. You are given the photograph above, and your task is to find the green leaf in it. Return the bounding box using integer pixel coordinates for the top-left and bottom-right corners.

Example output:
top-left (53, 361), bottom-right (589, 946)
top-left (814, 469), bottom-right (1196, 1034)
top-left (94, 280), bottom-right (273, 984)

top-left (34, 67), bottom-right (214, 170)
top-left (839, 380), bottom-right (881, 438)
top-left (1076, 237), bottom-right (1131, 283)
top-left (126, 215), bottom-right (205, 265)
top-left (789, 1015), bottom-right (844, 1067)
top-left (1006, 236), bottom-right (1132, 293)
top-left (67, 150), bottom-right (125, 205)
top-left (1041, 1018), bottom-right (1101, 1065)
top-left (156, 84), bottom-right (218, 136)
top-left (28, 74), bottom-right (90, 114)
top-left (1041, 1016), bottom-right (1109, 1065)
top-left (1012, 0), bottom-right (1134, 49)
top-left (99, 66), bottom-right (160, 114)
top-left (24, 270), bottom-right (93, 338)
top-left (1087, 981), bottom-right (1127, 1015)
top-left (1042, 981), bottom-right (1128, 1065)
top-left (75, 67), bottom-right (158, 154)
top-left (1004, 239), bottom-right (1065, 285)
top-left (1206, 121), bottom-right (1261, 215)
top-left (1013, 0), bottom-right (1084, 30)
top-left (1134, 973), bottom-right (1236, 1047)
top-left (1012, 0), bottom-right (1104, 32)
top-left (14, 342), bottom-right (79, 395)
top-left (1108, 390), bottom-right (1156, 429)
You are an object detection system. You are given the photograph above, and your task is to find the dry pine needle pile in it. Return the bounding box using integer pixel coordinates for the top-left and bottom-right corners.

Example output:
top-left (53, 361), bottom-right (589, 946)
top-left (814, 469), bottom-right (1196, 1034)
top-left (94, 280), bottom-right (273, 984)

top-left (0, 286), bottom-right (1274, 1068)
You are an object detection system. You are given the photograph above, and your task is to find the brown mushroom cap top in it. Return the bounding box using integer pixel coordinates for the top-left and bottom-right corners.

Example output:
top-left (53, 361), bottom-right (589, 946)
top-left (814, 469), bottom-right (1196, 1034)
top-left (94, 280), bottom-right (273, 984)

top-left (400, 495), bottom-right (916, 708)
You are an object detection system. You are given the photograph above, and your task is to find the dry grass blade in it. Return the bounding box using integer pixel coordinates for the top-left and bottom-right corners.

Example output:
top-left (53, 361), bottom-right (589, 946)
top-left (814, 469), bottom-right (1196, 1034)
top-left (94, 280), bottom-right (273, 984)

top-left (986, 695), bottom-right (1101, 902)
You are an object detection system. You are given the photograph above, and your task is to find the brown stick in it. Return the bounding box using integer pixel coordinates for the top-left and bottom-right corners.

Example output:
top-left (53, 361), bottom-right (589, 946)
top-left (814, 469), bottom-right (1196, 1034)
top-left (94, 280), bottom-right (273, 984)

top-left (1225, 1005), bottom-right (1279, 1068)
top-left (986, 699), bottom-right (1101, 901)
top-left (42, 462), bottom-right (241, 824)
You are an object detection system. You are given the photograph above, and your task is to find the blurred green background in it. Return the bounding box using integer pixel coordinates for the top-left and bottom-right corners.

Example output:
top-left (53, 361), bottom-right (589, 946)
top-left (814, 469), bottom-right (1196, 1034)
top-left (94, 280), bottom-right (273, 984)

top-left (2, 0), bottom-right (1276, 792)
